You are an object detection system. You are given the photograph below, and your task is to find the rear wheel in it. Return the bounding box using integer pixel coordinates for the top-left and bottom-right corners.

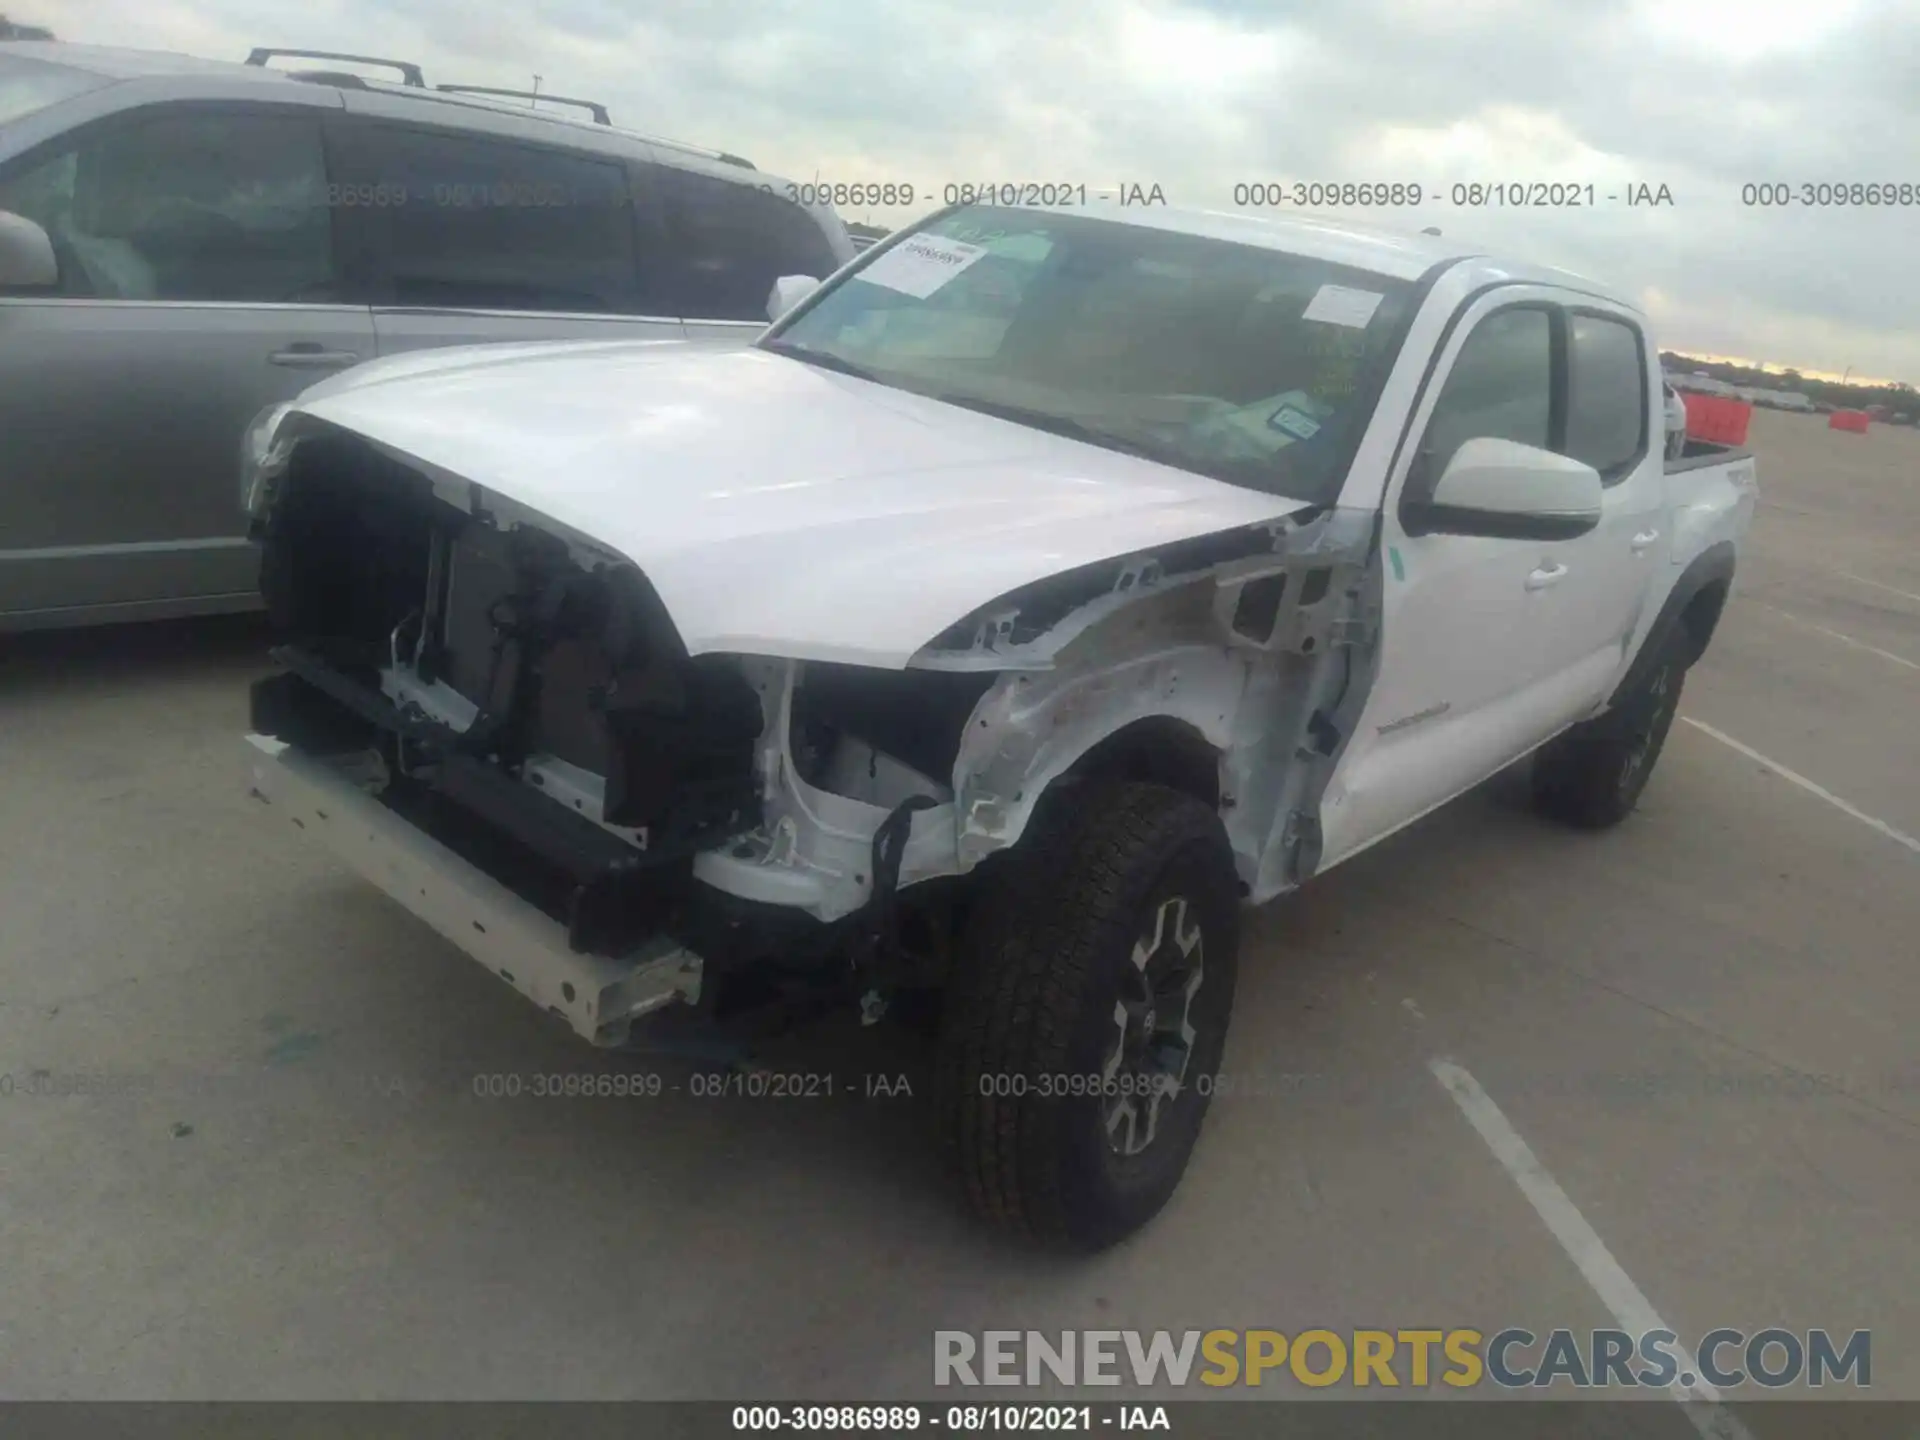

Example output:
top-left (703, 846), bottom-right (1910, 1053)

top-left (1533, 632), bottom-right (1687, 829)
top-left (933, 781), bottom-right (1239, 1250)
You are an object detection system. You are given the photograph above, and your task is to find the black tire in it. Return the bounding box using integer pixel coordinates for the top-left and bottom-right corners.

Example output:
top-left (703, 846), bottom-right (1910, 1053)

top-left (1533, 630), bottom-right (1688, 829)
top-left (933, 781), bottom-right (1240, 1251)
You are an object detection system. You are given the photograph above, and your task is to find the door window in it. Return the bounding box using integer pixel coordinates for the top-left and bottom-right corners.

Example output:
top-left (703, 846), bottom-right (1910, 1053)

top-left (1564, 313), bottom-right (1647, 481)
top-left (664, 170), bottom-right (841, 321)
top-left (1419, 306), bottom-right (1554, 479)
top-left (343, 125), bottom-right (638, 313)
top-left (0, 110), bottom-right (333, 302)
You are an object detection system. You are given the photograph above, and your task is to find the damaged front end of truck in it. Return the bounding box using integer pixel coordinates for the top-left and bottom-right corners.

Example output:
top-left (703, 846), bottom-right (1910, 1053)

top-left (240, 410), bottom-right (1384, 1049)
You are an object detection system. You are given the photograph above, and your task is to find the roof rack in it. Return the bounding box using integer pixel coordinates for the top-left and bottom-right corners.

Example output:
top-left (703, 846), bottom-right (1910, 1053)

top-left (240, 52), bottom-right (758, 172)
top-left (246, 48), bottom-right (425, 87)
top-left (435, 84), bottom-right (610, 125)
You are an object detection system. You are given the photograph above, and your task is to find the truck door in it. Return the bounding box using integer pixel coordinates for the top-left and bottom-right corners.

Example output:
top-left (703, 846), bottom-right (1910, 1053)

top-left (1318, 290), bottom-right (1589, 868)
top-left (1545, 308), bottom-right (1670, 715)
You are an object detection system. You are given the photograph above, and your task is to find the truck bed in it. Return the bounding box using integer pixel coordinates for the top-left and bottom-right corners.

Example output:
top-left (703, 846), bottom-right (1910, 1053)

top-left (1660, 438), bottom-right (1759, 580)
top-left (1665, 437), bottom-right (1753, 474)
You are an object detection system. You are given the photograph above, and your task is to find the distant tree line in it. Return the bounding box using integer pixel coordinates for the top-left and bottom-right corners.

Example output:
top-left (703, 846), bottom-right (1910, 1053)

top-left (0, 14), bottom-right (56, 38)
top-left (1661, 350), bottom-right (1916, 415)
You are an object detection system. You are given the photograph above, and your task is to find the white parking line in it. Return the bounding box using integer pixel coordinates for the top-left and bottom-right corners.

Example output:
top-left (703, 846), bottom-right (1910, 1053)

top-left (1429, 1059), bottom-right (1753, 1440)
top-left (1840, 569), bottom-right (1920, 608)
top-left (1681, 717), bottom-right (1920, 857)
top-left (1753, 603), bottom-right (1920, 673)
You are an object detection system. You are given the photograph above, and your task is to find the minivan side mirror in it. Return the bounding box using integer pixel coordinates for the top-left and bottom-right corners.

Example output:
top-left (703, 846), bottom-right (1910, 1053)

top-left (766, 274), bottom-right (821, 323)
top-left (1406, 436), bottom-right (1602, 540)
top-left (0, 211), bottom-right (58, 290)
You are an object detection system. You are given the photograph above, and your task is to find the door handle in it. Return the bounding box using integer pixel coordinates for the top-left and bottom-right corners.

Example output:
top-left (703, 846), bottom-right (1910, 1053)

top-left (269, 343), bottom-right (361, 370)
top-left (1525, 561), bottom-right (1569, 591)
top-left (1631, 528), bottom-right (1662, 552)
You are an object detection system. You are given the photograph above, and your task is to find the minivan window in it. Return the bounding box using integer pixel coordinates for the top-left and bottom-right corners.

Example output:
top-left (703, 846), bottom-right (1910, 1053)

top-left (0, 54), bottom-right (110, 128)
top-left (341, 125), bottom-right (637, 313)
top-left (666, 170), bottom-right (841, 322)
top-left (761, 205), bottom-right (1414, 503)
top-left (0, 110), bottom-right (332, 301)
top-left (1565, 312), bottom-right (1647, 480)
top-left (1421, 307), bottom-right (1553, 476)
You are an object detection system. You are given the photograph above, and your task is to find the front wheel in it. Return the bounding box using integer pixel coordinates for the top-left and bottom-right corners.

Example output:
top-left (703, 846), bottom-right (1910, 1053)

top-left (1533, 632), bottom-right (1687, 829)
top-left (933, 781), bottom-right (1240, 1251)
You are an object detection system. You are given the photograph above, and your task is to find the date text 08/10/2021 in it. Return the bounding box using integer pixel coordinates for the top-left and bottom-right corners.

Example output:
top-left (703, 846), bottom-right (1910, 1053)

top-left (321, 177), bottom-right (1920, 213)
top-left (731, 1405), bottom-right (1170, 1433)
top-left (749, 180), bottom-right (1684, 210)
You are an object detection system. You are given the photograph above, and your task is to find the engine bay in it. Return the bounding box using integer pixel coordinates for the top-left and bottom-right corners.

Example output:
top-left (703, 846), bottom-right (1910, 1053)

top-left (249, 427), bottom-right (768, 958)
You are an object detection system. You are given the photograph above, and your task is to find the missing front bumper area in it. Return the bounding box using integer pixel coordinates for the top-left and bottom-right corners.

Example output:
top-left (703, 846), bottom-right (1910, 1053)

top-left (250, 654), bottom-right (743, 958)
top-left (250, 433), bottom-right (768, 956)
top-left (244, 734), bottom-right (703, 1046)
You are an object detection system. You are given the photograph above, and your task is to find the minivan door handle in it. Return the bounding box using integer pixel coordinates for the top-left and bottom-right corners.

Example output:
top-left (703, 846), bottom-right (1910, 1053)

top-left (1525, 561), bottom-right (1570, 591)
top-left (269, 342), bottom-right (361, 370)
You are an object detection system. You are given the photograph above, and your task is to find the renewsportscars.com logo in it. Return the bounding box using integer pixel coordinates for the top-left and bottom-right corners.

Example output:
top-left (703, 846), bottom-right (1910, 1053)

top-left (933, 1328), bottom-right (1871, 1390)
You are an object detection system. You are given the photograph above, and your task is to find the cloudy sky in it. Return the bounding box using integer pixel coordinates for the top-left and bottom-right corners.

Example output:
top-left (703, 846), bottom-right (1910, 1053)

top-left (36, 0), bottom-right (1920, 384)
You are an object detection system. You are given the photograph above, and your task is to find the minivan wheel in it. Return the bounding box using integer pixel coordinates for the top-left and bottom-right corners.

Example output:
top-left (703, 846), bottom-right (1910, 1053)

top-left (1533, 633), bottom-right (1688, 829)
top-left (933, 781), bottom-right (1240, 1251)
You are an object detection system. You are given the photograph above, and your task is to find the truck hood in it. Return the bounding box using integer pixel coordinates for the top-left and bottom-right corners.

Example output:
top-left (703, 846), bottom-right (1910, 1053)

top-left (292, 342), bottom-right (1312, 668)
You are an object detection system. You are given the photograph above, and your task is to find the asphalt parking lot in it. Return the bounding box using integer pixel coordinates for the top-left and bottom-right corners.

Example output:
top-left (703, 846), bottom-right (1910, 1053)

top-left (2, 408), bottom-right (1916, 1413)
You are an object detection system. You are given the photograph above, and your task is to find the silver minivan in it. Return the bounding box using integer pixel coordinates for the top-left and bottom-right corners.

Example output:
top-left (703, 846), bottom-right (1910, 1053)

top-left (0, 43), bottom-right (855, 629)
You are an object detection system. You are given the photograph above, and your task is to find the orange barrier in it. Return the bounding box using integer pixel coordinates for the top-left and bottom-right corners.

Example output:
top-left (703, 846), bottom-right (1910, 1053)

top-left (1828, 410), bottom-right (1870, 433)
top-left (1682, 393), bottom-right (1753, 446)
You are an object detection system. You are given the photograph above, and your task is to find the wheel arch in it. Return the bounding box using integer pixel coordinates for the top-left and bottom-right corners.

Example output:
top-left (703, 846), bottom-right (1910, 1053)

top-left (1061, 714), bottom-right (1224, 810)
top-left (1611, 541), bottom-right (1736, 705)
top-left (950, 650), bottom-right (1244, 870)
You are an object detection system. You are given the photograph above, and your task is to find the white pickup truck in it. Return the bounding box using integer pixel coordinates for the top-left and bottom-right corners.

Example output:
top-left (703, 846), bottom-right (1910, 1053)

top-left (240, 202), bottom-right (1757, 1250)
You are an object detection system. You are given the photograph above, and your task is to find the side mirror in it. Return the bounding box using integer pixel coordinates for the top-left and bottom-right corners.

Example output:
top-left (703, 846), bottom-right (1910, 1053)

top-left (766, 274), bottom-right (821, 323)
top-left (0, 210), bottom-right (57, 289)
top-left (1409, 436), bottom-right (1602, 540)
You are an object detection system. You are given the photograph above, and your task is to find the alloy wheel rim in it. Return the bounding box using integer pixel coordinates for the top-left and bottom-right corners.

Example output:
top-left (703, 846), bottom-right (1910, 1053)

top-left (1100, 894), bottom-right (1205, 1157)
top-left (1619, 663), bottom-right (1677, 792)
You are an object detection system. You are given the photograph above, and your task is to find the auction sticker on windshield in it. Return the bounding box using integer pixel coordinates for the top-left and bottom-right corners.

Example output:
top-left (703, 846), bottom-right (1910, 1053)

top-left (1268, 404), bottom-right (1322, 440)
top-left (1301, 283), bottom-right (1385, 328)
top-left (856, 236), bottom-right (990, 298)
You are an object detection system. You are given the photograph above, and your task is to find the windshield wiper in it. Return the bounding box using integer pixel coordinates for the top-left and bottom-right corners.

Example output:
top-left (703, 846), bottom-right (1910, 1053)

top-left (757, 340), bottom-right (883, 383)
top-left (930, 393), bottom-right (1179, 467)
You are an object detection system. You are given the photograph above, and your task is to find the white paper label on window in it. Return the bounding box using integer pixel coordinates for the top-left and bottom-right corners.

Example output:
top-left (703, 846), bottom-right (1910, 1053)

top-left (855, 236), bottom-right (989, 298)
top-left (1268, 405), bottom-right (1322, 440)
top-left (1301, 284), bottom-right (1385, 329)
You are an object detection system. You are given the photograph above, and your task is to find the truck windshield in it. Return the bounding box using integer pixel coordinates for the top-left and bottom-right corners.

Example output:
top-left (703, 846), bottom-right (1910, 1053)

top-left (762, 205), bottom-right (1416, 504)
top-left (0, 54), bottom-right (109, 129)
